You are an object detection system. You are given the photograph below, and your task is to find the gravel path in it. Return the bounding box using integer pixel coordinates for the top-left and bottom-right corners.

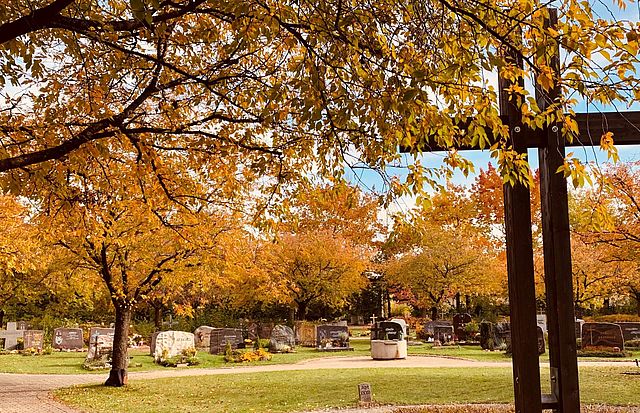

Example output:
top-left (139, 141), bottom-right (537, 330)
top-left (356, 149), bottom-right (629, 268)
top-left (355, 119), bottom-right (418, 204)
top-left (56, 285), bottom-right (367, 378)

top-left (1, 356), bottom-right (638, 413)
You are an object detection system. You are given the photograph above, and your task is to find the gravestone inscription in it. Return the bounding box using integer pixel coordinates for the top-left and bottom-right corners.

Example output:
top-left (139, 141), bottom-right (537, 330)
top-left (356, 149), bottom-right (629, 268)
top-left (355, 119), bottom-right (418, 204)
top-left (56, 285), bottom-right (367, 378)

top-left (270, 325), bottom-right (295, 352)
top-left (581, 322), bottom-right (624, 350)
top-left (617, 322), bottom-right (640, 342)
top-left (316, 325), bottom-right (349, 349)
top-left (23, 330), bottom-right (44, 350)
top-left (374, 321), bottom-right (406, 341)
top-left (209, 328), bottom-right (244, 355)
top-left (295, 321), bottom-right (317, 347)
top-left (358, 383), bottom-right (372, 403)
top-left (53, 328), bottom-right (84, 350)
top-left (153, 331), bottom-right (195, 361)
top-left (433, 325), bottom-right (455, 344)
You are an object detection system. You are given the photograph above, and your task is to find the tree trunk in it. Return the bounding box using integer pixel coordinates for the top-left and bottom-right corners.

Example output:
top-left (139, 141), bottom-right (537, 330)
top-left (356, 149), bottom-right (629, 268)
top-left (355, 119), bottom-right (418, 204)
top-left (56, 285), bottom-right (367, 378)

top-left (431, 306), bottom-right (438, 321)
top-left (634, 291), bottom-right (640, 317)
top-left (455, 292), bottom-right (461, 312)
top-left (105, 302), bottom-right (132, 387)
top-left (296, 301), bottom-right (308, 321)
top-left (0, 309), bottom-right (4, 327)
top-left (153, 304), bottom-right (162, 330)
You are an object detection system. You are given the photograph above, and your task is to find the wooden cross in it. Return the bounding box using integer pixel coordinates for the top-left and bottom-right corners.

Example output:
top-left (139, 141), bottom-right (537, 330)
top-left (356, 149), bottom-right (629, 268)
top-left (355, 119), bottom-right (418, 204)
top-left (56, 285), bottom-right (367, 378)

top-left (403, 8), bottom-right (640, 413)
top-left (0, 322), bottom-right (24, 350)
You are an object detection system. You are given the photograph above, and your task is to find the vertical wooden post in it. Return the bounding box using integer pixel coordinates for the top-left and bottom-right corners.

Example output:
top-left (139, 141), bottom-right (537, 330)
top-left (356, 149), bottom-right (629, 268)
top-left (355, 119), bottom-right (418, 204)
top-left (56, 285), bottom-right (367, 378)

top-left (499, 43), bottom-right (543, 413)
top-left (537, 8), bottom-right (581, 412)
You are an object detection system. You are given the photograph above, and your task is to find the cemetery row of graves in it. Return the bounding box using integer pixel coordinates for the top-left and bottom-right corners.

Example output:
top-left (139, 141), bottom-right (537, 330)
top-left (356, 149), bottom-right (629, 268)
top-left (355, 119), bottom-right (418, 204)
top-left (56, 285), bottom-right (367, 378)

top-left (1, 313), bottom-right (638, 372)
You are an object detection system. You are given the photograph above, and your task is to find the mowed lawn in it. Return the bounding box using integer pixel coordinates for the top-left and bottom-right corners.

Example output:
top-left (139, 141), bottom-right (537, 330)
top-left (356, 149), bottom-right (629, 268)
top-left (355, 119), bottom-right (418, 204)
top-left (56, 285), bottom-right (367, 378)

top-left (1, 339), bottom-right (637, 374)
top-left (55, 366), bottom-right (640, 413)
top-left (0, 341), bottom-right (512, 375)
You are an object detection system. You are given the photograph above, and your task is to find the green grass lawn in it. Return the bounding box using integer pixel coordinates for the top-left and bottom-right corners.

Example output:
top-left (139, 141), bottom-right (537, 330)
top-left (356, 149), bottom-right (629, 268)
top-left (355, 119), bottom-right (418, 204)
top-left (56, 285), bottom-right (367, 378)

top-left (54, 366), bottom-right (640, 413)
top-left (0, 339), bottom-right (635, 374)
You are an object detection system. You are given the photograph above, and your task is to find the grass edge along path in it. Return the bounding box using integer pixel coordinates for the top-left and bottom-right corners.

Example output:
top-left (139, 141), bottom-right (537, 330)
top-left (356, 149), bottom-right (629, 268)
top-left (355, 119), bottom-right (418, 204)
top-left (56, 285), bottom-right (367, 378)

top-left (54, 366), bottom-right (640, 413)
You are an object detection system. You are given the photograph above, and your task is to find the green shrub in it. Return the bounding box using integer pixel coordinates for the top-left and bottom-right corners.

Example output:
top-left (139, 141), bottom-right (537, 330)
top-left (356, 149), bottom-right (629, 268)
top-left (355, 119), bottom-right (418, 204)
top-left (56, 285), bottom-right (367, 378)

top-left (577, 349), bottom-right (632, 358)
top-left (625, 339), bottom-right (640, 348)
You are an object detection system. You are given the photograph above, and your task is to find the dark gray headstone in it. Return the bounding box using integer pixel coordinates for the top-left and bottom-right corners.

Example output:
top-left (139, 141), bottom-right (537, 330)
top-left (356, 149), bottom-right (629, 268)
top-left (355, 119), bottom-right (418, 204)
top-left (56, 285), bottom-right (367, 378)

top-left (453, 313), bottom-right (472, 341)
top-left (373, 321), bottom-right (405, 341)
top-left (424, 320), bottom-right (452, 336)
top-left (434, 325), bottom-right (454, 344)
top-left (247, 322), bottom-right (274, 341)
top-left (582, 322), bottom-right (624, 350)
top-left (617, 322), bottom-right (640, 342)
top-left (270, 325), bottom-right (295, 352)
top-left (23, 330), bottom-right (44, 350)
top-left (53, 328), bottom-right (84, 350)
top-left (16, 321), bottom-right (29, 330)
top-left (209, 328), bottom-right (244, 354)
top-left (316, 325), bottom-right (349, 349)
top-left (358, 383), bottom-right (372, 403)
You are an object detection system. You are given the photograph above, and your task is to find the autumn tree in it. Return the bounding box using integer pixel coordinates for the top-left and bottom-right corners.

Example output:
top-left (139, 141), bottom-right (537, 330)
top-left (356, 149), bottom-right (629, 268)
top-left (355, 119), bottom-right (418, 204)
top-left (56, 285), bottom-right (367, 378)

top-left (571, 163), bottom-right (640, 316)
top-left (264, 231), bottom-right (368, 320)
top-left (3, 0), bottom-right (640, 387)
top-left (42, 155), bottom-right (240, 386)
top-left (0, 194), bottom-right (50, 325)
top-left (257, 182), bottom-right (380, 320)
top-left (385, 187), bottom-right (505, 319)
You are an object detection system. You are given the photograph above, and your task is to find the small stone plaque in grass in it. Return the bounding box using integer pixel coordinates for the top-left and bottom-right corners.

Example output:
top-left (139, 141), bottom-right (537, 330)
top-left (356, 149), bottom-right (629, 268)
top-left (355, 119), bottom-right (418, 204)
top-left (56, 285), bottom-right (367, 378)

top-left (358, 382), bottom-right (372, 403)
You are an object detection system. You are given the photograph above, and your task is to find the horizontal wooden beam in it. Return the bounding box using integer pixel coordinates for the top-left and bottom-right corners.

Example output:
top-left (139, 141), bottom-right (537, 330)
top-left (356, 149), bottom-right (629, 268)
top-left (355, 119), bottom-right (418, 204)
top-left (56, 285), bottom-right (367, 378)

top-left (400, 111), bottom-right (640, 153)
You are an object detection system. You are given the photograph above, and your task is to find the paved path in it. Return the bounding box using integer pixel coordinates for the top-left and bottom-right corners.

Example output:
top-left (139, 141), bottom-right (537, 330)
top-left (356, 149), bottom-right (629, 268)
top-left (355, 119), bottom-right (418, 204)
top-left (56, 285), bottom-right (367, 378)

top-left (1, 356), bottom-right (638, 413)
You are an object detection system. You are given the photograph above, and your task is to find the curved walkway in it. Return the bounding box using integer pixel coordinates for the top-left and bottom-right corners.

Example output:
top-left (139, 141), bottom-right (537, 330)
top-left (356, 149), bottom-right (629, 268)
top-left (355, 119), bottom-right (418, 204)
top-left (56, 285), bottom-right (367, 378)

top-left (1, 356), bottom-right (638, 413)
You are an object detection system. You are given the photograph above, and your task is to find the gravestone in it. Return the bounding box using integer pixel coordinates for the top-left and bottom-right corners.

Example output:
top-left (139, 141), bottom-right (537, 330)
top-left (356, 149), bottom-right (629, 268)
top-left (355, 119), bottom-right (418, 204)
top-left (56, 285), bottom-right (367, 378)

top-left (481, 321), bottom-right (511, 350)
top-left (16, 321), bottom-right (29, 330)
top-left (453, 313), bottom-right (472, 341)
top-left (53, 328), bottom-right (84, 350)
top-left (536, 314), bottom-right (547, 333)
top-left (85, 333), bottom-right (114, 364)
top-left (316, 324), bottom-right (350, 349)
top-left (194, 326), bottom-right (215, 350)
top-left (209, 328), bottom-right (244, 355)
top-left (424, 320), bottom-right (453, 337)
top-left (536, 326), bottom-right (545, 355)
top-left (358, 383), bottom-right (372, 403)
top-left (350, 315), bottom-right (365, 325)
top-left (295, 321), bottom-right (317, 347)
top-left (494, 322), bottom-right (511, 348)
top-left (581, 322), bottom-right (624, 350)
top-left (433, 325), bottom-right (455, 344)
top-left (23, 330), bottom-right (44, 350)
top-left (247, 322), bottom-right (274, 341)
top-left (0, 322), bottom-right (24, 350)
top-left (617, 322), bottom-right (640, 342)
top-left (373, 321), bottom-right (406, 341)
top-left (89, 327), bottom-right (115, 343)
top-left (575, 319), bottom-right (585, 339)
top-left (153, 331), bottom-right (195, 361)
top-left (269, 325), bottom-right (295, 352)
top-left (479, 321), bottom-right (494, 349)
